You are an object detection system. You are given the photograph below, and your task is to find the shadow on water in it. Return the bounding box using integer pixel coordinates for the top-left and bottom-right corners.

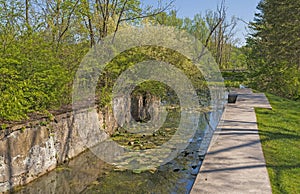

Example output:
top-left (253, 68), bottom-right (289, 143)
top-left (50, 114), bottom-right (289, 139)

top-left (13, 109), bottom-right (219, 194)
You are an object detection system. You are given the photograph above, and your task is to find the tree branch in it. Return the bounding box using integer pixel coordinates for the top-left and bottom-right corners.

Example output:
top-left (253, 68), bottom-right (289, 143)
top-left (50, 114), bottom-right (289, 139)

top-left (119, 0), bottom-right (174, 22)
top-left (56, 0), bottom-right (80, 50)
top-left (112, 0), bottom-right (128, 42)
top-left (204, 18), bottom-right (223, 48)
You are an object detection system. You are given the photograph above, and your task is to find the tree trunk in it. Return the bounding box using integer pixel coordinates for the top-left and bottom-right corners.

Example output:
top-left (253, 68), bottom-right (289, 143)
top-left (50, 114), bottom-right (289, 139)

top-left (25, 0), bottom-right (29, 26)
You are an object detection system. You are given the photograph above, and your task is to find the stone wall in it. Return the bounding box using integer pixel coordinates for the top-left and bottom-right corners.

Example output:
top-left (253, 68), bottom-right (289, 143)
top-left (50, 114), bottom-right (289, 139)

top-left (0, 95), bottom-right (161, 192)
top-left (0, 107), bottom-right (117, 193)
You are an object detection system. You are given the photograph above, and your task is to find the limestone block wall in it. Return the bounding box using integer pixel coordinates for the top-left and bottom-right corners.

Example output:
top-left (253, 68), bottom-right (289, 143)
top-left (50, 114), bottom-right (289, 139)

top-left (0, 107), bottom-right (116, 193)
top-left (0, 94), bottom-right (161, 192)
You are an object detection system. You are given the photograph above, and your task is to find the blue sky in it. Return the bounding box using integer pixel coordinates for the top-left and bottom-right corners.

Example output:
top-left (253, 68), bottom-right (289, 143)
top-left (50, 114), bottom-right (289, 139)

top-left (141, 0), bottom-right (261, 46)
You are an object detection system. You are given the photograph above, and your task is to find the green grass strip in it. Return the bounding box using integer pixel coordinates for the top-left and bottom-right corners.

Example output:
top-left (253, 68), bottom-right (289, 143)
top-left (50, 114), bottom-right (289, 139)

top-left (256, 93), bottom-right (300, 194)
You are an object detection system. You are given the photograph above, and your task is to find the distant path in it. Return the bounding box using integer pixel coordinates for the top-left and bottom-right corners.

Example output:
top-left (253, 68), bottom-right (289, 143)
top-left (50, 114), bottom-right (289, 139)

top-left (191, 88), bottom-right (272, 194)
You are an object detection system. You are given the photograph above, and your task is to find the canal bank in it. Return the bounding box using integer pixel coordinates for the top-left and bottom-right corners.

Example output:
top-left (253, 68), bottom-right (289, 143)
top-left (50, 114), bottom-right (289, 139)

top-left (11, 110), bottom-right (217, 193)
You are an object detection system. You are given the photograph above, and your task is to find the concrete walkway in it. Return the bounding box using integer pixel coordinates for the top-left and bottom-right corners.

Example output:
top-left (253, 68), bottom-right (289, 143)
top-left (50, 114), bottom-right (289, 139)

top-left (191, 89), bottom-right (273, 194)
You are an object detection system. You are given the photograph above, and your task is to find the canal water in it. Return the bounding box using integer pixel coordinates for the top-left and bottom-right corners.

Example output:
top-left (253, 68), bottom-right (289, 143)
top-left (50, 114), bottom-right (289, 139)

top-left (14, 101), bottom-right (224, 193)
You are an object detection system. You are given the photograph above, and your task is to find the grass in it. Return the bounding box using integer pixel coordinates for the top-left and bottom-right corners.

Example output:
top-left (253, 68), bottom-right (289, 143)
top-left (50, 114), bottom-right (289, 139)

top-left (255, 93), bottom-right (300, 194)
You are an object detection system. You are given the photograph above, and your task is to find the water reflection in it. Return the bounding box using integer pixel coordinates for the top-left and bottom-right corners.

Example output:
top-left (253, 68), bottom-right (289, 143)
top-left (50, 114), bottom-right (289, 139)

top-left (14, 95), bottom-right (225, 194)
top-left (14, 116), bottom-right (210, 194)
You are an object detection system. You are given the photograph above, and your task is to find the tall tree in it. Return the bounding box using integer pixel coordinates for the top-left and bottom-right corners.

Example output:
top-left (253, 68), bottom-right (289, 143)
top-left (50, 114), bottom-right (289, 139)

top-left (247, 0), bottom-right (300, 99)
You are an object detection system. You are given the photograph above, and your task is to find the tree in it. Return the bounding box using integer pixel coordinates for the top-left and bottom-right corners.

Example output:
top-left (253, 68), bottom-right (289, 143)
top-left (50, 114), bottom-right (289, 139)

top-left (77, 0), bottom-right (173, 47)
top-left (152, 1), bottom-right (239, 70)
top-left (0, 0), bottom-right (175, 121)
top-left (247, 0), bottom-right (300, 99)
top-left (203, 0), bottom-right (238, 69)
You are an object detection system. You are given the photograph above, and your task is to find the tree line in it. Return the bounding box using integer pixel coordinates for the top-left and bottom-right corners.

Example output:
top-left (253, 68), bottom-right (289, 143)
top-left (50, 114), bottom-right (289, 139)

top-left (0, 0), bottom-right (245, 121)
top-left (246, 0), bottom-right (300, 100)
top-left (0, 0), bottom-right (168, 121)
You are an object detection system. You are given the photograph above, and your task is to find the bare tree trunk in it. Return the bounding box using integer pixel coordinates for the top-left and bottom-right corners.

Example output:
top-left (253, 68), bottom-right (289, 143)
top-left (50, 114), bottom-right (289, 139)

top-left (25, 0), bottom-right (29, 26)
top-left (88, 17), bottom-right (95, 47)
top-left (56, 0), bottom-right (80, 50)
top-left (96, 0), bottom-right (109, 40)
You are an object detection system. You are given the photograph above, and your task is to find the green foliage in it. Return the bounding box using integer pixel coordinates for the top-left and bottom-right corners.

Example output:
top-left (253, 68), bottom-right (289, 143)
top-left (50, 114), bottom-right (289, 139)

top-left (155, 10), bottom-right (184, 29)
top-left (0, 0), bottom-right (224, 121)
top-left (247, 0), bottom-right (300, 100)
top-left (0, 33), bottom-right (72, 121)
top-left (0, 123), bottom-right (8, 130)
top-left (226, 46), bottom-right (247, 70)
top-left (256, 93), bottom-right (300, 194)
top-left (154, 9), bottom-right (243, 70)
top-left (131, 81), bottom-right (167, 98)
top-left (221, 70), bottom-right (249, 88)
top-left (96, 46), bottom-right (209, 108)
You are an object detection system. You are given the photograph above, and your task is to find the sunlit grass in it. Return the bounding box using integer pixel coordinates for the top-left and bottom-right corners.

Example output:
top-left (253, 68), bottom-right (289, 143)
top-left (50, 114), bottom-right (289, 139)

top-left (256, 93), bottom-right (300, 194)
